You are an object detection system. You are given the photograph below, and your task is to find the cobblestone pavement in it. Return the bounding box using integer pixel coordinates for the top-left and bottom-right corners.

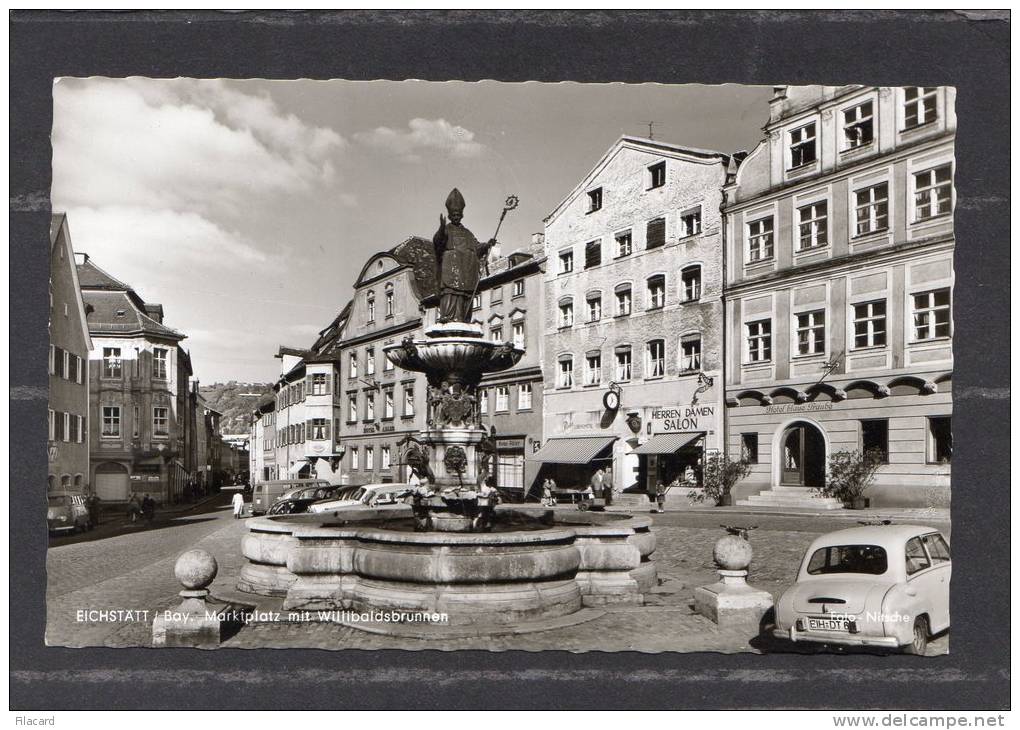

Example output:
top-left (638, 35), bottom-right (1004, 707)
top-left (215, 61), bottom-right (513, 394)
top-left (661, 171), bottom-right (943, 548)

top-left (46, 503), bottom-right (948, 655)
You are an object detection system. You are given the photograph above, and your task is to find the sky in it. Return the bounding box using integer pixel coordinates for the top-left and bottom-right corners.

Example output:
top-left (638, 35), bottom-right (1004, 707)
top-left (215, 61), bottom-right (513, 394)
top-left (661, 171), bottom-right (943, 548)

top-left (51, 78), bottom-right (773, 384)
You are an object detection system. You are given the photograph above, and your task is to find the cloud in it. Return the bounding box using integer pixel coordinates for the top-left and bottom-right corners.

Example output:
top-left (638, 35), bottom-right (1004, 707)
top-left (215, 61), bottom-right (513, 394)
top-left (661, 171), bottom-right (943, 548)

top-left (52, 78), bottom-right (346, 217)
top-left (354, 117), bottom-right (485, 162)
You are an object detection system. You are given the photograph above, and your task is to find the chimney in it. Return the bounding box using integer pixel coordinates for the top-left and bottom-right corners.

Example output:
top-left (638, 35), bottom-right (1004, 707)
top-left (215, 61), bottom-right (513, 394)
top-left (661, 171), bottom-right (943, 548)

top-left (769, 86), bottom-right (789, 124)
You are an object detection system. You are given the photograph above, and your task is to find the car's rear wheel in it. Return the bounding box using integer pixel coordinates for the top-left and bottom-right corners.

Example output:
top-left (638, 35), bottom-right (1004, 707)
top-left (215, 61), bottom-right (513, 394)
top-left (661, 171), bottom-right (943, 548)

top-left (904, 616), bottom-right (929, 655)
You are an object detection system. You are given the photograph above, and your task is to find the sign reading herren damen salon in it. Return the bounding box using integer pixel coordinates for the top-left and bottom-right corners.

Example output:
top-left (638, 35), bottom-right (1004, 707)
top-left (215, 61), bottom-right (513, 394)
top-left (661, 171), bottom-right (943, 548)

top-left (649, 405), bottom-right (716, 434)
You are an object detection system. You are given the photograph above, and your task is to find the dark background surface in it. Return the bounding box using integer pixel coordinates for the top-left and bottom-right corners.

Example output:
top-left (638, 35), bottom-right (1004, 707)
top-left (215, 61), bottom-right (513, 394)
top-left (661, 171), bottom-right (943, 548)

top-left (10, 9), bottom-right (1010, 711)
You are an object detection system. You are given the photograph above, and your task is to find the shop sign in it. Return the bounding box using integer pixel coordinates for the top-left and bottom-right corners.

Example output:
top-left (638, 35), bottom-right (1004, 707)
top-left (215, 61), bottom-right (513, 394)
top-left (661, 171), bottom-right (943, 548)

top-left (496, 438), bottom-right (523, 450)
top-left (363, 423), bottom-right (379, 434)
top-left (650, 405), bottom-right (716, 434)
top-left (381, 424), bottom-right (395, 433)
top-left (764, 403), bottom-right (834, 415)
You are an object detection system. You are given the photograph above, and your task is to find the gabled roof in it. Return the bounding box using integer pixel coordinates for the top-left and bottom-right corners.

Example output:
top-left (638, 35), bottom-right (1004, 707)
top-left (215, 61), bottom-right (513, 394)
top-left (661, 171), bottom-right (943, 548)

top-left (76, 256), bottom-right (134, 291)
top-left (81, 290), bottom-right (185, 341)
top-left (50, 214), bottom-right (94, 353)
top-left (544, 135), bottom-right (729, 225)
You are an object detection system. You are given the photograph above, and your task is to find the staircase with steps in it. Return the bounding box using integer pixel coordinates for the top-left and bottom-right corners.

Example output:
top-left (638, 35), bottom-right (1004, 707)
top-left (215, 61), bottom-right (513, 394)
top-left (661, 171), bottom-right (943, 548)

top-left (735, 485), bottom-right (844, 511)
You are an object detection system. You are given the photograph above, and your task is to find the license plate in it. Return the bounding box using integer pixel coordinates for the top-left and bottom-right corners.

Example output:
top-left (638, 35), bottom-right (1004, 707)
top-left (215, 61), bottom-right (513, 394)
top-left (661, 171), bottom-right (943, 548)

top-left (808, 617), bottom-right (849, 632)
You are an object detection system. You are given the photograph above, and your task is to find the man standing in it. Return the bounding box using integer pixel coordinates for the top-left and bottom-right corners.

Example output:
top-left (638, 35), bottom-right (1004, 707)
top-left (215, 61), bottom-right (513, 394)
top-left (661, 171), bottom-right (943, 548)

top-left (87, 490), bottom-right (101, 528)
top-left (602, 467), bottom-right (614, 506)
top-left (231, 491), bottom-right (245, 519)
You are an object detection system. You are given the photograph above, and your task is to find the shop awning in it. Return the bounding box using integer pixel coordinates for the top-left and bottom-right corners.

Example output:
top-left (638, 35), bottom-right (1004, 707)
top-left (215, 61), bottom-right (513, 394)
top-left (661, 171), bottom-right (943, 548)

top-left (287, 462), bottom-right (308, 476)
top-left (527, 436), bottom-right (616, 464)
top-left (630, 432), bottom-right (704, 455)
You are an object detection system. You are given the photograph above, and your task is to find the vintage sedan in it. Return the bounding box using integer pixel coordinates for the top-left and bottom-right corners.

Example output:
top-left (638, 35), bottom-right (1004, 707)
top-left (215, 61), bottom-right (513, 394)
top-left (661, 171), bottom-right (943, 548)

top-left (266, 484), bottom-right (348, 516)
top-left (773, 524), bottom-right (950, 655)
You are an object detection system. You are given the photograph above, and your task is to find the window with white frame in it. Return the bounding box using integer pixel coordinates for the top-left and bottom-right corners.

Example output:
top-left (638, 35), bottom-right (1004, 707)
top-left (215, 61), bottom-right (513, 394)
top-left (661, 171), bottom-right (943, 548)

top-left (311, 418), bottom-right (329, 440)
top-left (403, 386), bottom-right (414, 417)
top-left (646, 339), bottom-right (666, 378)
top-left (585, 352), bottom-right (602, 386)
top-left (64, 412), bottom-right (72, 443)
top-left (383, 352), bottom-right (394, 371)
top-left (511, 319), bottom-right (525, 349)
top-left (587, 293), bottom-right (602, 323)
top-left (348, 351), bottom-right (358, 378)
top-left (681, 266), bottom-right (701, 302)
top-left (102, 406), bottom-right (121, 437)
top-left (853, 300), bottom-right (887, 348)
top-left (914, 165), bottom-right (953, 220)
top-left (558, 357), bottom-right (574, 388)
top-left (517, 382), bottom-right (532, 410)
top-left (133, 405), bottom-right (139, 437)
top-left (796, 310), bottom-right (826, 356)
top-left (348, 394), bottom-right (358, 422)
top-left (384, 389), bottom-right (394, 419)
top-left (153, 406), bottom-right (169, 436)
top-left (472, 294), bottom-right (481, 310)
top-left (912, 289), bottom-right (951, 341)
top-left (366, 291), bottom-right (376, 322)
top-left (680, 336), bottom-right (702, 372)
top-left (311, 373), bottom-right (327, 395)
top-left (854, 183), bottom-right (889, 236)
top-left (679, 206), bottom-right (702, 238)
top-left (103, 347), bottom-right (122, 378)
top-left (490, 324), bottom-right (504, 342)
top-left (789, 123), bottom-right (817, 168)
top-left (48, 409), bottom-right (55, 441)
top-left (495, 385), bottom-right (510, 412)
top-left (904, 87), bottom-right (938, 129)
top-left (385, 288), bottom-right (394, 317)
top-left (558, 299), bottom-right (574, 328)
top-left (843, 101), bottom-right (874, 149)
top-left (747, 217), bottom-right (774, 262)
top-left (587, 187), bottom-right (602, 213)
top-left (797, 201), bottom-right (828, 250)
top-left (615, 230), bottom-right (632, 258)
top-left (647, 275), bottom-right (666, 310)
top-left (365, 447), bottom-right (374, 470)
top-left (512, 279), bottom-right (525, 297)
top-left (351, 447), bottom-right (360, 470)
top-left (615, 347), bottom-right (632, 381)
top-left (490, 286), bottom-right (503, 304)
top-left (365, 392), bottom-right (375, 420)
top-left (558, 249), bottom-right (574, 274)
top-left (746, 320), bottom-right (772, 363)
top-left (381, 446), bottom-right (391, 470)
top-left (365, 348), bottom-right (375, 376)
top-left (615, 285), bottom-right (632, 316)
top-left (479, 388), bottom-right (489, 413)
top-left (48, 345), bottom-right (55, 375)
top-left (153, 348), bottom-right (168, 380)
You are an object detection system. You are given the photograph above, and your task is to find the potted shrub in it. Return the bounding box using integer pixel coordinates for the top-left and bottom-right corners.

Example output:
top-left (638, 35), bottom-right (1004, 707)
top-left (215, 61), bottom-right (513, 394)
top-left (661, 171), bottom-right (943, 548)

top-left (820, 448), bottom-right (883, 509)
top-left (689, 454), bottom-right (752, 507)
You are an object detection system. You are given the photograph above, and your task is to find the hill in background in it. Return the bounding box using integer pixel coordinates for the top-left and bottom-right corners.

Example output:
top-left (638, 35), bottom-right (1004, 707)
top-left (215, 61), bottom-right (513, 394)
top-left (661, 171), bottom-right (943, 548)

top-left (199, 382), bottom-right (273, 434)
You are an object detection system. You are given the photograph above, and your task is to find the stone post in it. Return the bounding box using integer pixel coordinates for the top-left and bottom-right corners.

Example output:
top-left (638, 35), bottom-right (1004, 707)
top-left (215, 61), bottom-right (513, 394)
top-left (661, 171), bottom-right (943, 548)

top-left (694, 529), bottom-right (774, 629)
top-left (152, 548), bottom-right (224, 648)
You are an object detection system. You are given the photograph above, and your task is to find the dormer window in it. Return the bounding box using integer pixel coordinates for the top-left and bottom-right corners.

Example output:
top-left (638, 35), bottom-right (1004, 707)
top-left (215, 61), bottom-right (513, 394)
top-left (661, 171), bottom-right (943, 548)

top-left (648, 161), bottom-right (666, 189)
top-left (587, 187), bottom-right (603, 213)
top-left (789, 123), bottom-right (817, 169)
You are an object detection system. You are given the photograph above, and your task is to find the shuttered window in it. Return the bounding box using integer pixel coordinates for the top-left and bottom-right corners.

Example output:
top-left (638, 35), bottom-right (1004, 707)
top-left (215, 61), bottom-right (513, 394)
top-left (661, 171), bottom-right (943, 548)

top-left (646, 217), bottom-right (666, 250)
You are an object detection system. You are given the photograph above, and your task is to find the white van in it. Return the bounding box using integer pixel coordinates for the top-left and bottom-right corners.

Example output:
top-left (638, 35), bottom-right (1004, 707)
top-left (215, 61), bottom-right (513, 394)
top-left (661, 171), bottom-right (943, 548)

top-left (308, 483), bottom-right (412, 514)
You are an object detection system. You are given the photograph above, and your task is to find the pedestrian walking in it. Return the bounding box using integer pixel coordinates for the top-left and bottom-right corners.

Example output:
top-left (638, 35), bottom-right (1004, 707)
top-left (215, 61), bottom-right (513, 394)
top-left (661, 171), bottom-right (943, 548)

top-left (601, 467), bottom-right (614, 506)
top-left (141, 494), bottom-right (155, 524)
top-left (127, 494), bottom-right (142, 523)
top-left (232, 491), bottom-right (245, 519)
top-left (655, 481), bottom-right (668, 513)
top-left (87, 491), bottom-right (101, 528)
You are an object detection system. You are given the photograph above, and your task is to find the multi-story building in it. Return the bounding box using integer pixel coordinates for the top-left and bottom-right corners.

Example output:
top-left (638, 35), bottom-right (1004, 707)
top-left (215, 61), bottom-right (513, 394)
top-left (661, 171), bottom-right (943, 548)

top-left (271, 346), bottom-right (313, 480)
top-left (538, 136), bottom-right (731, 495)
top-left (338, 244), bottom-right (429, 486)
top-left (422, 242), bottom-right (547, 497)
top-left (723, 85), bottom-right (955, 508)
top-left (250, 392), bottom-right (277, 483)
top-left (48, 214), bottom-right (93, 493)
top-left (78, 256), bottom-right (194, 504)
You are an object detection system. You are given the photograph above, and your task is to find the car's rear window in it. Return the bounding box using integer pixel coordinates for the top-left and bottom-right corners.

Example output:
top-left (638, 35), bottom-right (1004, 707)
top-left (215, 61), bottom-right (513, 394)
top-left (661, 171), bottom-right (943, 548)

top-left (806, 544), bottom-right (888, 575)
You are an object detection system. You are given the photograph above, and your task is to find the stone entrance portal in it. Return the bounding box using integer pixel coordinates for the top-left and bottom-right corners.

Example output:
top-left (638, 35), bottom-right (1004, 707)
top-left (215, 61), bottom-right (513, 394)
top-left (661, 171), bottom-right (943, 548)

top-left (780, 421), bottom-right (826, 488)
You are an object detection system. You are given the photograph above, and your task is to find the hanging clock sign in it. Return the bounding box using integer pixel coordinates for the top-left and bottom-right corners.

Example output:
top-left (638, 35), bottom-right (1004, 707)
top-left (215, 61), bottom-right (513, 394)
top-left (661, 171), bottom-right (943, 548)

top-left (603, 383), bottom-right (622, 412)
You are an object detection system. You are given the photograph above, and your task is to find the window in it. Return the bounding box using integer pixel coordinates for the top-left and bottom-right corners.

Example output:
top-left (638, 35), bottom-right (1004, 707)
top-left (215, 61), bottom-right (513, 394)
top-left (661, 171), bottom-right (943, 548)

top-left (66, 353), bottom-right (78, 383)
top-left (311, 373), bottom-right (327, 395)
top-left (746, 320), bottom-right (772, 363)
top-left (381, 446), bottom-right (391, 470)
top-left (681, 266), bottom-right (702, 302)
top-left (789, 123), bottom-right (816, 168)
top-left (479, 389), bottom-right (489, 413)
top-left (615, 285), bottom-right (632, 316)
top-left (647, 275), bottom-right (665, 310)
top-left (796, 310), bottom-right (826, 356)
top-left (366, 291), bottom-right (376, 322)
top-left (904, 87), bottom-right (938, 129)
top-left (102, 406), bottom-right (120, 438)
top-left (349, 352), bottom-right (358, 379)
top-left (586, 294), bottom-right (602, 323)
top-left (645, 340), bottom-right (665, 378)
top-left (153, 406), bottom-right (169, 436)
top-left (912, 289), bottom-right (951, 340)
top-left (558, 299), bottom-right (574, 328)
top-left (914, 165), bottom-right (952, 220)
top-left (585, 352), bottom-right (602, 386)
top-left (365, 348), bottom-right (375, 376)
top-left (53, 410), bottom-right (64, 441)
top-left (472, 294), bottom-right (481, 310)
top-left (615, 231), bottom-right (632, 258)
top-left (797, 201), bottom-right (828, 250)
top-left (861, 419), bottom-right (889, 463)
top-left (843, 101), bottom-right (874, 149)
top-left (905, 537), bottom-right (931, 576)
top-left (517, 382), bottom-right (532, 410)
top-left (584, 240), bottom-right (601, 269)
top-left (311, 418), bottom-right (329, 440)
top-left (741, 433), bottom-right (759, 464)
top-left (48, 409), bottom-right (54, 441)
top-left (365, 392), bottom-right (375, 420)
top-left (384, 389), bottom-right (394, 419)
top-left (495, 385), bottom-right (510, 412)
top-left (490, 286), bottom-right (503, 304)
top-left (351, 447), bottom-right (360, 470)
top-left (615, 347), bottom-right (632, 381)
top-left (587, 187), bottom-right (602, 213)
top-left (48, 345), bottom-right (55, 375)
top-left (385, 289), bottom-right (394, 317)
top-left (133, 405), bottom-right (139, 438)
top-left (348, 394), bottom-right (358, 423)
top-left (53, 346), bottom-right (64, 378)
top-left (679, 207), bottom-right (702, 238)
top-left (558, 357), bottom-right (573, 388)
top-left (365, 447), bottom-right (374, 470)
top-left (512, 279), bottom-right (525, 298)
top-left (153, 348), bottom-right (168, 379)
top-left (102, 347), bottom-right (122, 378)
top-left (334, 418), bottom-right (341, 442)
top-left (854, 183), bottom-right (889, 236)
top-left (680, 336), bottom-right (701, 372)
top-left (383, 353), bottom-right (394, 372)
top-left (558, 249), bottom-right (574, 275)
top-left (747, 217), bottom-right (774, 262)
top-left (511, 320), bottom-right (525, 349)
top-left (853, 301), bottom-right (887, 348)
top-left (922, 533), bottom-right (951, 564)
top-left (648, 161), bottom-right (666, 189)
top-left (403, 386), bottom-right (414, 417)
top-left (490, 324), bottom-right (504, 343)
top-left (63, 412), bottom-right (71, 443)
top-left (646, 217), bottom-right (666, 249)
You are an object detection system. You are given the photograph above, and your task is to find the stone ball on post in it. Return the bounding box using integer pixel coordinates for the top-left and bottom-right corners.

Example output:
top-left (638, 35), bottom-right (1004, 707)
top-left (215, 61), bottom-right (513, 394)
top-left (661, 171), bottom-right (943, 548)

top-left (713, 534), bottom-right (753, 571)
top-left (175, 549), bottom-right (218, 591)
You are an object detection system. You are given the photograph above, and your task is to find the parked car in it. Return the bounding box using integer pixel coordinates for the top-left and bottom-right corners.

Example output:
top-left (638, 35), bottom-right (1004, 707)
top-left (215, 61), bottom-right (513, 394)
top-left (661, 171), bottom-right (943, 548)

top-left (773, 524), bottom-right (951, 655)
top-left (47, 492), bottom-right (91, 534)
top-left (308, 483), bottom-right (413, 514)
top-left (267, 484), bottom-right (350, 515)
top-left (251, 479), bottom-right (330, 516)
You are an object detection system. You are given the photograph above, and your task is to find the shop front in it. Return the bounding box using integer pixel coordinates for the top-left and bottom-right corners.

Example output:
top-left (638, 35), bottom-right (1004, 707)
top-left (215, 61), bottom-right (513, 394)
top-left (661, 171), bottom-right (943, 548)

top-left (527, 435), bottom-right (617, 498)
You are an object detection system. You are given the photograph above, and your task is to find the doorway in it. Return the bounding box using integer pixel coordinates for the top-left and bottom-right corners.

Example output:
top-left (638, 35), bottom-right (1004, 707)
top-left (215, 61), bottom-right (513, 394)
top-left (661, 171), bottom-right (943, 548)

top-left (780, 421), bottom-right (826, 487)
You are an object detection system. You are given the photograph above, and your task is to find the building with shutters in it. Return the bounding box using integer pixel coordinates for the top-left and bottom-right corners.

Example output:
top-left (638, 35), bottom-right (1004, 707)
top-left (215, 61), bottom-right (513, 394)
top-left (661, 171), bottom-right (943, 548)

top-left (48, 214), bottom-right (93, 493)
top-left (537, 137), bottom-right (731, 496)
top-left (722, 85), bottom-right (955, 508)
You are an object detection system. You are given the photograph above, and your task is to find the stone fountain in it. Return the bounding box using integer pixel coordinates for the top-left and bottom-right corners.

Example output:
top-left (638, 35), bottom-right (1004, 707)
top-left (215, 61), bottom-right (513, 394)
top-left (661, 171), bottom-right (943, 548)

top-left (235, 190), bottom-right (658, 632)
